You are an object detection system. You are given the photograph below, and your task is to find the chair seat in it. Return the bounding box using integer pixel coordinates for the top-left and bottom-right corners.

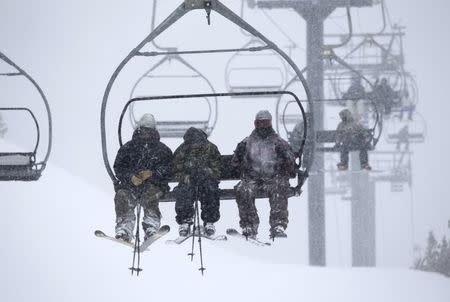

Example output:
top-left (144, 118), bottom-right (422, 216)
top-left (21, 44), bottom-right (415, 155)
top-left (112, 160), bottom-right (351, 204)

top-left (159, 187), bottom-right (297, 203)
top-left (0, 152), bottom-right (42, 181)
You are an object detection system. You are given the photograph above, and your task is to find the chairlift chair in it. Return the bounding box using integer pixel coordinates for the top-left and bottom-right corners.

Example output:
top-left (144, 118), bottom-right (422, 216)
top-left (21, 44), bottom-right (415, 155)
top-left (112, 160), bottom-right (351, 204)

top-left (0, 51), bottom-right (52, 181)
top-left (101, 0), bottom-right (313, 202)
top-left (129, 54), bottom-right (218, 138)
top-left (276, 50), bottom-right (382, 156)
top-left (385, 112), bottom-right (426, 148)
top-left (224, 0), bottom-right (291, 97)
top-left (128, 0), bottom-right (218, 138)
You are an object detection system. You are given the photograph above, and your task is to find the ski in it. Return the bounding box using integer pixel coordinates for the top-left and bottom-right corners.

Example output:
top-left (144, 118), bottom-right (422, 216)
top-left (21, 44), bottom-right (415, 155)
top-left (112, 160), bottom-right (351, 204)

top-left (94, 230), bottom-right (135, 249)
top-left (166, 228), bottom-right (227, 245)
top-left (226, 228), bottom-right (271, 247)
top-left (139, 225), bottom-right (171, 251)
top-left (95, 225), bottom-right (170, 252)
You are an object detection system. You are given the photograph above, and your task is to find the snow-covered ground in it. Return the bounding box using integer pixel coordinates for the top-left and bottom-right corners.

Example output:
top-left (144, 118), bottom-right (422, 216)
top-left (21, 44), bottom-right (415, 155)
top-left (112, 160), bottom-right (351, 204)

top-left (1, 140), bottom-right (449, 302)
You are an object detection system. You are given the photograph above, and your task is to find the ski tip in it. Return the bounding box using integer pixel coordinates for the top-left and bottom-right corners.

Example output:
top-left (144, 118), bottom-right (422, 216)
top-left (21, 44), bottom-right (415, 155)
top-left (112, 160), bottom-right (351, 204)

top-left (94, 230), bottom-right (106, 237)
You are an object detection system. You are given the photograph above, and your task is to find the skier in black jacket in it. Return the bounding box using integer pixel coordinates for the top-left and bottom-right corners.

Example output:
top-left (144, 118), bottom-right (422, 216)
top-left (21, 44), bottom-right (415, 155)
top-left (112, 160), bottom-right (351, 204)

top-left (113, 114), bottom-right (173, 242)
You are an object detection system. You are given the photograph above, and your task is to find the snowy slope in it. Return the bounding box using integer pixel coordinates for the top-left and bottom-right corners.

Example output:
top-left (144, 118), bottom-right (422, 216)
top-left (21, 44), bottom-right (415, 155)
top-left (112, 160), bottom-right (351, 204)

top-left (1, 140), bottom-right (449, 302)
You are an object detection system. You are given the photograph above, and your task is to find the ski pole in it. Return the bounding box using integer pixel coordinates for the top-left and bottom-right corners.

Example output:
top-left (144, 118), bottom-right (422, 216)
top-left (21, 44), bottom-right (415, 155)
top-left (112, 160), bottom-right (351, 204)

top-left (194, 187), bottom-right (206, 275)
top-left (188, 191), bottom-right (198, 261)
top-left (129, 201), bottom-right (143, 275)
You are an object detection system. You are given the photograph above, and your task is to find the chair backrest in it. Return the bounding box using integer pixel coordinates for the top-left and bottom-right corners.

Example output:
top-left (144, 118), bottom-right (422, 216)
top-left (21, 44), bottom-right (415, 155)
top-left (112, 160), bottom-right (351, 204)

top-left (0, 152), bottom-right (34, 166)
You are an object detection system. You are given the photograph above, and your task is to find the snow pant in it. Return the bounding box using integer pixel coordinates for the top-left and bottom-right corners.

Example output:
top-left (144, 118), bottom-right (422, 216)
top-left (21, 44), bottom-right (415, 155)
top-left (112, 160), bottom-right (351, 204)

top-left (340, 148), bottom-right (369, 168)
top-left (174, 179), bottom-right (220, 225)
top-left (114, 185), bottom-right (163, 236)
top-left (235, 176), bottom-right (290, 233)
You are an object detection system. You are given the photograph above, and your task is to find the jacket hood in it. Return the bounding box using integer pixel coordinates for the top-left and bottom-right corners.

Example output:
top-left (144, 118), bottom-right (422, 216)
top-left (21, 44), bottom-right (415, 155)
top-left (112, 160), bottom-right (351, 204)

top-left (183, 127), bottom-right (207, 145)
top-left (339, 109), bottom-right (354, 122)
top-left (132, 127), bottom-right (160, 145)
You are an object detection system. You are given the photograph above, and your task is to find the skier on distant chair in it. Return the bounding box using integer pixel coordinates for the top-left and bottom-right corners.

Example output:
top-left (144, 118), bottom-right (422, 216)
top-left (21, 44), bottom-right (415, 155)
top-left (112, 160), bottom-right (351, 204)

top-left (113, 114), bottom-right (173, 242)
top-left (232, 110), bottom-right (296, 239)
top-left (173, 127), bottom-right (222, 237)
top-left (0, 113), bottom-right (7, 138)
top-left (335, 109), bottom-right (372, 171)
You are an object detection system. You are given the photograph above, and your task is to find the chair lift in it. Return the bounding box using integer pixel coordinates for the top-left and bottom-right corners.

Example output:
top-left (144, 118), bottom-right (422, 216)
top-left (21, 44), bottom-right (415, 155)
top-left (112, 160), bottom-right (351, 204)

top-left (385, 112), bottom-right (426, 150)
top-left (0, 51), bottom-right (52, 181)
top-left (224, 0), bottom-right (291, 96)
top-left (369, 150), bottom-right (413, 192)
top-left (275, 0), bottom-right (354, 129)
top-left (129, 0), bottom-right (218, 138)
top-left (100, 0), bottom-right (313, 202)
top-left (276, 49), bottom-right (382, 157)
top-left (325, 0), bottom-right (406, 80)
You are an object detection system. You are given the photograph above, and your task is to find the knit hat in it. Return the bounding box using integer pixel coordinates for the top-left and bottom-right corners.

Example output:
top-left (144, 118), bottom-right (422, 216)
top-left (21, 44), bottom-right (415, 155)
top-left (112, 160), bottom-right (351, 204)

top-left (137, 113), bottom-right (156, 129)
top-left (254, 110), bottom-right (272, 129)
top-left (255, 110), bottom-right (272, 121)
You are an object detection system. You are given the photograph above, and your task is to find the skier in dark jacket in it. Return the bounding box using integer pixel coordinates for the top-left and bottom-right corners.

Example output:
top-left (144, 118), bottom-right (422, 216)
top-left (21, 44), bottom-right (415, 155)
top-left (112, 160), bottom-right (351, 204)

top-left (370, 78), bottom-right (399, 115)
top-left (335, 109), bottom-right (372, 171)
top-left (231, 110), bottom-right (296, 238)
top-left (342, 77), bottom-right (366, 100)
top-left (173, 127), bottom-right (222, 237)
top-left (113, 114), bottom-right (173, 242)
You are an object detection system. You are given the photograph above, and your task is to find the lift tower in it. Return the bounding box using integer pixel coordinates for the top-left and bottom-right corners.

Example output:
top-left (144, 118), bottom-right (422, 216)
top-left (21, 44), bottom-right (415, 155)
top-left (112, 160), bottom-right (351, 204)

top-left (254, 0), bottom-right (376, 266)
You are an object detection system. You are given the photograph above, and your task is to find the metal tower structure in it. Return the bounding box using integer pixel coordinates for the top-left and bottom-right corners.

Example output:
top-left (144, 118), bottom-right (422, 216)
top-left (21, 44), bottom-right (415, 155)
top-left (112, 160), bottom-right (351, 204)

top-left (253, 0), bottom-right (378, 266)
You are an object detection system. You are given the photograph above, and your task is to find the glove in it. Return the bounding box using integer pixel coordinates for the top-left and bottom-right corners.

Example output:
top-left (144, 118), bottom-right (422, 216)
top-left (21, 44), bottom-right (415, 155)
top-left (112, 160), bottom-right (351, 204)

top-left (131, 175), bottom-right (143, 186)
top-left (139, 170), bottom-right (152, 181)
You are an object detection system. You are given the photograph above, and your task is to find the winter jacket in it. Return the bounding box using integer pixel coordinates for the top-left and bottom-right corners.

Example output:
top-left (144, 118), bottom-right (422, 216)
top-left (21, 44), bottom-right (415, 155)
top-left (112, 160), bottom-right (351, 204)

top-left (232, 128), bottom-right (295, 180)
top-left (173, 127), bottom-right (222, 185)
top-left (369, 82), bottom-right (400, 112)
top-left (113, 128), bottom-right (173, 192)
top-left (342, 82), bottom-right (366, 100)
top-left (336, 109), bottom-right (370, 149)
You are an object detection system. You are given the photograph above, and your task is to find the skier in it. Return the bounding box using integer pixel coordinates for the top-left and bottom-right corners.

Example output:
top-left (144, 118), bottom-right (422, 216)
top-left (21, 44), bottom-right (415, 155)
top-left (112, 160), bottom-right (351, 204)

top-left (370, 78), bottom-right (399, 116)
top-left (335, 109), bottom-right (372, 171)
top-left (173, 127), bottom-right (222, 237)
top-left (113, 114), bottom-right (173, 242)
top-left (342, 77), bottom-right (367, 120)
top-left (231, 110), bottom-right (296, 238)
top-left (342, 77), bottom-right (366, 100)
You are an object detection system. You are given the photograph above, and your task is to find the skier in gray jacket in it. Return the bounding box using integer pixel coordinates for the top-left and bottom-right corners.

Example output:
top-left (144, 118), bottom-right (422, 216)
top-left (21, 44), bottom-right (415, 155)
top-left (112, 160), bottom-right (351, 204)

top-left (231, 110), bottom-right (296, 238)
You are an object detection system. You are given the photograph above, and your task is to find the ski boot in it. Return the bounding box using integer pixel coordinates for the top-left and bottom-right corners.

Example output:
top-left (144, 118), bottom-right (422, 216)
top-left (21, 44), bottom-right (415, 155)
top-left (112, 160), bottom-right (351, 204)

top-left (270, 225), bottom-right (287, 239)
top-left (242, 226), bottom-right (257, 239)
top-left (361, 164), bottom-right (372, 171)
top-left (337, 163), bottom-right (348, 171)
top-left (143, 225), bottom-right (158, 241)
top-left (179, 223), bottom-right (190, 237)
top-left (204, 223), bottom-right (216, 236)
top-left (115, 230), bottom-right (132, 243)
